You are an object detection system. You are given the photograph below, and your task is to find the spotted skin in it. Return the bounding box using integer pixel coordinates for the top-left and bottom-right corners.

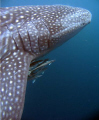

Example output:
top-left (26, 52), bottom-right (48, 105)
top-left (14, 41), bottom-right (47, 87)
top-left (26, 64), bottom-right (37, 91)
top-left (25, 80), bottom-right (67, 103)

top-left (0, 5), bottom-right (91, 120)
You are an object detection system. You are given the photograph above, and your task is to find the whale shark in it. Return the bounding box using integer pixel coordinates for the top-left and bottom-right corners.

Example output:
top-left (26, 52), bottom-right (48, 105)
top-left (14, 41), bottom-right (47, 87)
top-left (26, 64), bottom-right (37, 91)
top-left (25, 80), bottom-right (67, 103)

top-left (0, 5), bottom-right (91, 120)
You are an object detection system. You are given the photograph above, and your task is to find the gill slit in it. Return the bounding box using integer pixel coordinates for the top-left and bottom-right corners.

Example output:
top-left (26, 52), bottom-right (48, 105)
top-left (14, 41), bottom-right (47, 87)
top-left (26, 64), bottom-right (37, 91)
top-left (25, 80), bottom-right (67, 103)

top-left (40, 18), bottom-right (50, 49)
top-left (27, 31), bottom-right (33, 53)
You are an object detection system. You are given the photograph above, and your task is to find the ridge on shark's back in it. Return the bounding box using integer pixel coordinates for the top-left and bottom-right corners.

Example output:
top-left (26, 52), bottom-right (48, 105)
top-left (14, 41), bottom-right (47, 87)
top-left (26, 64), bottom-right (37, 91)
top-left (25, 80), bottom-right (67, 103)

top-left (0, 5), bottom-right (91, 120)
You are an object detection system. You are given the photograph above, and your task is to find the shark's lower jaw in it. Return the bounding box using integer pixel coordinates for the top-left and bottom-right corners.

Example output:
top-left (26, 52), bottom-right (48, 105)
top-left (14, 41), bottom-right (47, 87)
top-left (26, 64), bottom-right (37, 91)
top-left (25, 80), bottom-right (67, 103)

top-left (0, 5), bottom-right (91, 120)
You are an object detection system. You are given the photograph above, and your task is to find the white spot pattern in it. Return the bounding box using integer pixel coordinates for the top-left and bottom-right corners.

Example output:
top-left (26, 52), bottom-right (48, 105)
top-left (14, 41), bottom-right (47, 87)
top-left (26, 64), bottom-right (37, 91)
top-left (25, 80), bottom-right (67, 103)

top-left (0, 5), bottom-right (91, 120)
top-left (0, 5), bottom-right (91, 57)
top-left (1, 50), bottom-right (33, 120)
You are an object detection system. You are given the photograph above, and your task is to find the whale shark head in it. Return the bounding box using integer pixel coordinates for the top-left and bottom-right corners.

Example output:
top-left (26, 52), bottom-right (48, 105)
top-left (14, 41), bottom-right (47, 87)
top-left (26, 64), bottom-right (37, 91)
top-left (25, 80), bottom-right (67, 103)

top-left (0, 5), bottom-right (91, 120)
top-left (0, 5), bottom-right (91, 59)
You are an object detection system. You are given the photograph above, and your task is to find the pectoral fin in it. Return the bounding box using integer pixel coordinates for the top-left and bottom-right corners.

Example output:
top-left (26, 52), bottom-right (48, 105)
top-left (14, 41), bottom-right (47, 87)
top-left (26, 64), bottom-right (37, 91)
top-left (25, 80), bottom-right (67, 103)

top-left (0, 50), bottom-right (33, 120)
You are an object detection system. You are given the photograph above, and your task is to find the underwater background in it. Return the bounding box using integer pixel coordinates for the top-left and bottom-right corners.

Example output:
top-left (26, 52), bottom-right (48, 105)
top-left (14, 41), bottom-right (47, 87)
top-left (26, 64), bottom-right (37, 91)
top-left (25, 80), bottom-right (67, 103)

top-left (1, 0), bottom-right (99, 120)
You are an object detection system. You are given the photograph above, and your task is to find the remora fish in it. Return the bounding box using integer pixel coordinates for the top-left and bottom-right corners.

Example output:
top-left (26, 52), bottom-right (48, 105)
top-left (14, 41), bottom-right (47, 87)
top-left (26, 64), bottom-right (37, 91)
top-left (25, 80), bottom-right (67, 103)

top-left (0, 5), bottom-right (91, 120)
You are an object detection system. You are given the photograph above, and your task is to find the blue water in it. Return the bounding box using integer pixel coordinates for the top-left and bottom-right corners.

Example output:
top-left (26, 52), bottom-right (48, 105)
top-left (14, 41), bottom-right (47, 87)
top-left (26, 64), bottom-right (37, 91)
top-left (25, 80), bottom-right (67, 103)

top-left (1, 0), bottom-right (99, 120)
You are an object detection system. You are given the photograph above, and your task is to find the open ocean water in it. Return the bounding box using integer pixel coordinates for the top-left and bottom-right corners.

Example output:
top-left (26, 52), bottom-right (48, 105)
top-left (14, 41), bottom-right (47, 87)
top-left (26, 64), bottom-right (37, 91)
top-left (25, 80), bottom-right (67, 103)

top-left (1, 0), bottom-right (99, 120)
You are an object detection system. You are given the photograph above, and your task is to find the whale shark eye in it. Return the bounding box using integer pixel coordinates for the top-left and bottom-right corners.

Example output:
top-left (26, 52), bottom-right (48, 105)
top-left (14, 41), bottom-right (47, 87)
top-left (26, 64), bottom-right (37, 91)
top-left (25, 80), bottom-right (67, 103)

top-left (82, 22), bottom-right (86, 26)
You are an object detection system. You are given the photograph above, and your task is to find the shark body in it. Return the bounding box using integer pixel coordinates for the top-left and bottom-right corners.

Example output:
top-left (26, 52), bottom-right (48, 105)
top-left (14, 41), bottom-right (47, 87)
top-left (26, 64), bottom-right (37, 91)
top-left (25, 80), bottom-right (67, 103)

top-left (0, 5), bottom-right (91, 120)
